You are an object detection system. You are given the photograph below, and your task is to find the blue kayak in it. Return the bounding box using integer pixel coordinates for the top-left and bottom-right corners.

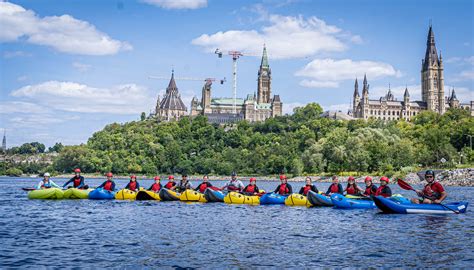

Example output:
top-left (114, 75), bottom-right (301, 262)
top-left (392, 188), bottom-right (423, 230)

top-left (373, 196), bottom-right (469, 214)
top-left (204, 188), bottom-right (225, 202)
top-left (259, 193), bottom-right (287, 205)
top-left (331, 194), bottom-right (411, 209)
top-left (88, 188), bottom-right (115, 200)
top-left (307, 191), bottom-right (333, 206)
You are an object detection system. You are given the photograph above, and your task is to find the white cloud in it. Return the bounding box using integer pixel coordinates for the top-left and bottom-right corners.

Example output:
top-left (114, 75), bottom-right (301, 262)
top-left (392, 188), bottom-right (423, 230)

top-left (296, 58), bottom-right (401, 88)
top-left (72, 62), bottom-right (91, 72)
top-left (0, 2), bottom-right (131, 55)
top-left (192, 14), bottom-right (360, 59)
top-left (17, 75), bottom-right (27, 82)
top-left (282, 102), bottom-right (304, 115)
top-left (459, 70), bottom-right (474, 80)
top-left (324, 103), bottom-right (350, 112)
top-left (141, 0), bottom-right (207, 9)
top-left (3, 50), bottom-right (32, 58)
top-left (445, 56), bottom-right (474, 65)
top-left (0, 101), bottom-right (45, 114)
top-left (10, 81), bottom-right (155, 114)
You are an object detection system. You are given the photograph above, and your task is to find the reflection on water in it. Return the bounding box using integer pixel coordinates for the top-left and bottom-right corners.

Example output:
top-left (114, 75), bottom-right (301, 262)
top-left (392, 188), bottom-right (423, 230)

top-left (0, 177), bottom-right (472, 268)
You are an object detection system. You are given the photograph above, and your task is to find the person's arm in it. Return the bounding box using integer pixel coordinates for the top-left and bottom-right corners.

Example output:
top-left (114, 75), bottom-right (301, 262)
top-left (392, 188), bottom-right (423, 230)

top-left (338, 184), bottom-right (344, 194)
top-left (288, 184), bottom-right (293, 194)
top-left (298, 187), bottom-right (304, 195)
top-left (384, 186), bottom-right (392, 197)
top-left (207, 182), bottom-right (213, 187)
top-left (111, 182), bottom-right (116, 191)
top-left (98, 182), bottom-right (105, 188)
top-left (62, 178), bottom-right (74, 188)
top-left (255, 186), bottom-right (259, 194)
top-left (194, 183), bottom-right (201, 191)
top-left (325, 185), bottom-right (331, 195)
top-left (125, 183), bottom-right (130, 189)
top-left (36, 181), bottom-right (43, 190)
top-left (50, 180), bottom-right (61, 188)
top-left (312, 185), bottom-right (319, 193)
top-left (274, 185), bottom-right (280, 193)
top-left (137, 182), bottom-right (140, 190)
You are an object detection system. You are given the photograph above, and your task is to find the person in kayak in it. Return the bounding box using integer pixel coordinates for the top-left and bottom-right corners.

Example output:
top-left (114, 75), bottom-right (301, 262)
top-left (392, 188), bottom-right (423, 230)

top-left (222, 171), bottom-right (245, 192)
top-left (98, 172), bottom-right (116, 191)
top-left (176, 174), bottom-right (192, 192)
top-left (125, 175), bottom-right (140, 192)
top-left (242, 177), bottom-right (260, 195)
top-left (299, 177), bottom-right (318, 196)
top-left (195, 175), bottom-right (213, 193)
top-left (411, 170), bottom-right (447, 204)
top-left (375, 176), bottom-right (392, 197)
top-left (36, 173), bottom-right (61, 189)
top-left (274, 175), bottom-right (292, 195)
top-left (164, 175), bottom-right (177, 190)
top-left (148, 176), bottom-right (162, 192)
top-left (325, 176), bottom-right (343, 195)
top-left (363, 176), bottom-right (377, 196)
top-left (62, 168), bottom-right (88, 189)
top-left (344, 176), bottom-right (363, 195)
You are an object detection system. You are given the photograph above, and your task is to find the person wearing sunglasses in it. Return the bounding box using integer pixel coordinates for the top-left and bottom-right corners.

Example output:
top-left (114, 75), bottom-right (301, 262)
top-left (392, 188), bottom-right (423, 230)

top-left (411, 170), bottom-right (447, 204)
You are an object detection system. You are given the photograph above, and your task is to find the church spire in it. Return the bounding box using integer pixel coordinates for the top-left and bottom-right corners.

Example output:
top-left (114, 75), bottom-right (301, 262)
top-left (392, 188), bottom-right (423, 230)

top-left (404, 86), bottom-right (410, 98)
top-left (450, 88), bottom-right (458, 100)
top-left (353, 78), bottom-right (359, 98)
top-left (362, 74), bottom-right (369, 95)
top-left (423, 24), bottom-right (439, 71)
top-left (260, 44), bottom-right (269, 68)
top-left (167, 69), bottom-right (178, 93)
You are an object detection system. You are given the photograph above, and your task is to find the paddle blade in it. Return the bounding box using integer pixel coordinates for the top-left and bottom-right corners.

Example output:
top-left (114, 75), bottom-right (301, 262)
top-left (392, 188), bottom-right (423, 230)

top-left (397, 179), bottom-right (415, 191)
top-left (22, 187), bottom-right (36, 191)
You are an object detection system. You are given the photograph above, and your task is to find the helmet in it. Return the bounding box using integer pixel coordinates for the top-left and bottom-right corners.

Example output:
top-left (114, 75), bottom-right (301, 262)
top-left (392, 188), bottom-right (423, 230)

top-left (154, 176), bottom-right (160, 181)
top-left (182, 174), bottom-right (188, 177)
top-left (168, 175), bottom-right (174, 180)
top-left (231, 171), bottom-right (237, 177)
top-left (250, 177), bottom-right (256, 182)
top-left (380, 176), bottom-right (389, 183)
top-left (279, 175), bottom-right (287, 180)
top-left (130, 175), bottom-right (136, 179)
top-left (348, 176), bottom-right (355, 181)
top-left (364, 176), bottom-right (372, 182)
top-left (106, 172), bottom-right (113, 177)
top-left (74, 168), bottom-right (81, 173)
top-left (44, 172), bottom-right (51, 177)
top-left (425, 170), bottom-right (435, 177)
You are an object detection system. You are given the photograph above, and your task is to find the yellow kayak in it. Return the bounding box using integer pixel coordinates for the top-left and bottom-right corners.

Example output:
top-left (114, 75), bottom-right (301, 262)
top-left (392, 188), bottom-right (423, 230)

top-left (28, 188), bottom-right (64, 199)
top-left (179, 189), bottom-right (207, 202)
top-left (136, 190), bottom-right (161, 201)
top-left (224, 192), bottom-right (260, 205)
top-left (63, 188), bottom-right (91, 199)
top-left (115, 189), bottom-right (137, 200)
top-left (284, 194), bottom-right (312, 207)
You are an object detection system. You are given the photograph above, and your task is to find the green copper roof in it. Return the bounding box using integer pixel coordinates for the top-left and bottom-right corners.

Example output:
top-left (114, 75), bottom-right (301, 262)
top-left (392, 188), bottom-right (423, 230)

top-left (211, 98), bottom-right (245, 106)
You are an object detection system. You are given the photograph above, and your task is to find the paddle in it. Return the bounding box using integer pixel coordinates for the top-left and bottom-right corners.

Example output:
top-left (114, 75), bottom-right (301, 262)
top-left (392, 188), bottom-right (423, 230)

top-left (397, 179), bottom-right (459, 214)
top-left (22, 187), bottom-right (36, 191)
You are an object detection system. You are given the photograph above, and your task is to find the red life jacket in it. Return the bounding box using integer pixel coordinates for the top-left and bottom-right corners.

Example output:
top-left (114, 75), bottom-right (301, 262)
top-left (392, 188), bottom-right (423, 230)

top-left (103, 181), bottom-right (113, 191)
top-left (303, 185), bottom-right (311, 195)
top-left (151, 183), bottom-right (161, 192)
top-left (278, 184), bottom-right (289, 195)
top-left (422, 183), bottom-right (442, 200)
top-left (129, 181), bottom-right (137, 191)
top-left (245, 185), bottom-right (256, 193)
top-left (375, 185), bottom-right (389, 197)
top-left (199, 183), bottom-right (209, 193)
top-left (227, 181), bottom-right (240, 191)
top-left (165, 181), bottom-right (175, 189)
top-left (346, 186), bottom-right (356, 195)
top-left (364, 185), bottom-right (375, 196)
top-left (330, 183), bottom-right (339, 193)
top-left (73, 177), bottom-right (81, 187)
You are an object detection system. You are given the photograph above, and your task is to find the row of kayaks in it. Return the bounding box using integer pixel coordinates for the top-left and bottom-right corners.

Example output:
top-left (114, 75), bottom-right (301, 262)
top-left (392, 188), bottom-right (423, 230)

top-left (27, 188), bottom-right (468, 214)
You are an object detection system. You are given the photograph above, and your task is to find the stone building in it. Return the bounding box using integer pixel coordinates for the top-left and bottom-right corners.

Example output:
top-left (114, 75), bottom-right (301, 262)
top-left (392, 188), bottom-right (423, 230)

top-left (352, 25), bottom-right (473, 120)
top-left (155, 71), bottom-right (187, 121)
top-left (190, 46), bottom-right (283, 123)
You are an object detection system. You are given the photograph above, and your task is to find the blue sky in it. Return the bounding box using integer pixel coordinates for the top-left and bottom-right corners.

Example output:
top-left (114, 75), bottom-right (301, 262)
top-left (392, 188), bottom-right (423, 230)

top-left (1, 0), bottom-right (473, 147)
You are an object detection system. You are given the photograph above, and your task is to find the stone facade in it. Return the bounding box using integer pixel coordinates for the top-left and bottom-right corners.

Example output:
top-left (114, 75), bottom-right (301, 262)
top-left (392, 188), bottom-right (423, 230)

top-left (190, 46), bottom-right (283, 123)
top-left (352, 25), bottom-right (473, 120)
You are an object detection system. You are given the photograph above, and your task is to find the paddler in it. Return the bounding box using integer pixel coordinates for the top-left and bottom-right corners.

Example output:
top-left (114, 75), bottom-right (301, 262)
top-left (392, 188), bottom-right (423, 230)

top-left (298, 177), bottom-right (318, 196)
top-left (325, 175), bottom-right (343, 195)
top-left (411, 170), bottom-right (447, 204)
top-left (273, 174), bottom-right (292, 195)
top-left (164, 175), bottom-right (177, 190)
top-left (242, 177), bottom-right (260, 195)
top-left (344, 176), bottom-right (363, 195)
top-left (36, 173), bottom-right (61, 189)
top-left (195, 175), bottom-right (213, 193)
top-left (222, 171), bottom-right (244, 192)
top-left (148, 176), bottom-right (162, 193)
top-left (176, 174), bottom-right (192, 192)
top-left (124, 175), bottom-right (140, 192)
top-left (97, 172), bottom-right (116, 191)
top-left (62, 168), bottom-right (88, 189)
top-left (363, 176), bottom-right (377, 196)
top-left (375, 176), bottom-right (392, 198)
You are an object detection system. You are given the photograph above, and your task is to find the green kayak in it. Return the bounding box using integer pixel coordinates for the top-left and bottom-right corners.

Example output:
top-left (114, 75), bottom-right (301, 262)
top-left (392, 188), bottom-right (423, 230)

top-left (63, 188), bottom-right (91, 199)
top-left (28, 188), bottom-right (64, 199)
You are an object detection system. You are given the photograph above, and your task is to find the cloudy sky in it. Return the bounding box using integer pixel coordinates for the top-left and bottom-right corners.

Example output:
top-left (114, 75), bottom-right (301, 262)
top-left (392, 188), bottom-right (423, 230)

top-left (1, 0), bottom-right (473, 147)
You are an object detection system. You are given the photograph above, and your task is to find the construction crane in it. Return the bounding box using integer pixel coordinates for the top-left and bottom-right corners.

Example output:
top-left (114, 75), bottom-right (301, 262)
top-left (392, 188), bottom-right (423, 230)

top-left (148, 75), bottom-right (226, 86)
top-left (214, 48), bottom-right (259, 114)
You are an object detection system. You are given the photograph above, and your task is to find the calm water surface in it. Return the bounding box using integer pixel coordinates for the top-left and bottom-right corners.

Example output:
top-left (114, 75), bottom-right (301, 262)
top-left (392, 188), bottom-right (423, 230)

top-left (0, 177), bottom-right (472, 268)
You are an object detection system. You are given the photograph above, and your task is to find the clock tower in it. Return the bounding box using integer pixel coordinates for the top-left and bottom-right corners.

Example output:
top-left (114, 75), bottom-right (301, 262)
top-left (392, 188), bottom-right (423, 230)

top-left (257, 45), bottom-right (271, 103)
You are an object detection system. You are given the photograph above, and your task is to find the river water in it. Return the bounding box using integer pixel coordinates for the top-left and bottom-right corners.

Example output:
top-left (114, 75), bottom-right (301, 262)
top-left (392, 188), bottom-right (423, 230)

top-left (0, 177), bottom-right (472, 268)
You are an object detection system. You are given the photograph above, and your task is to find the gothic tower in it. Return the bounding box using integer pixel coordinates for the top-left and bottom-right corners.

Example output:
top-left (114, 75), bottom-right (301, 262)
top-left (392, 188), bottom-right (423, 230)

top-left (201, 80), bottom-right (212, 114)
top-left (361, 74), bottom-right (369, 119)
top-left (353, 78), bottom-right (360, 114)
top-left (421, 25), bottom-right (445, 114)
top-left (257, 45), bottom-right (271, 103)
top-left (1, 130), bottom-right (6, 152)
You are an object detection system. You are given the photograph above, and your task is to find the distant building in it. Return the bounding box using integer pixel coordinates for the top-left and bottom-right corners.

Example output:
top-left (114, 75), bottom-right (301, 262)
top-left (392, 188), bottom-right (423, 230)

top-left (321, 111), bottom-right (354, 121)
top-left (190, 45), bottom-right (283, 123)
top-left (1, 130), bottom-right (5, 152)
top-left (351, 25), bottom-right (473, 120)
top-left (154, 71), bottom-right (187, 122)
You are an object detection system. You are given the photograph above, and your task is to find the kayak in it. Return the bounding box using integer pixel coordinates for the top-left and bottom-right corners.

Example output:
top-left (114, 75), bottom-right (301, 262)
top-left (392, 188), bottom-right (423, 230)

top-left (224, 192), bottom-right (260, 205)
top-left (115, 189), bottom-right (137, 200)
top-left (284, 194), bottom-right (312, 207)
top-left (204, 188), bottom-right (225, 202)
top-left (88, 188), bottom-right (115, 200)
top-left (259, 193), bottom-right (287, 205)
top-left (136, 190), bottom-right (161, 201)
top-left (331, 194), bottom-right (410, 209)
top-left (373, 196), bottom-right (469, 214)
top-left (28, 188), bottom-right (64, 199)
top-left (179, 189), bottom-right (207, 203)
top-left (307, 191), bottom-right (333, 206)
top-left (159, 188), bottom-right (180, 201)
top-left (63, 188), bottom-right (91, 199)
